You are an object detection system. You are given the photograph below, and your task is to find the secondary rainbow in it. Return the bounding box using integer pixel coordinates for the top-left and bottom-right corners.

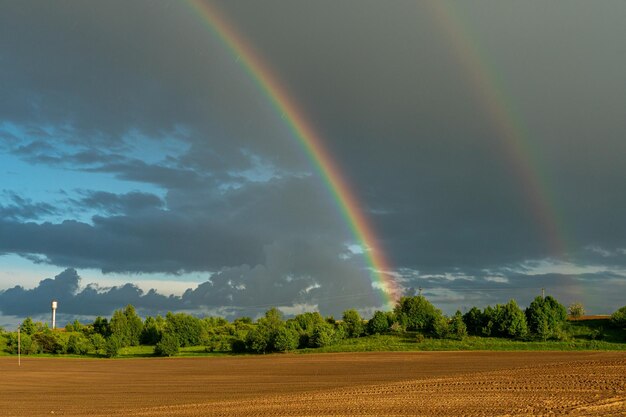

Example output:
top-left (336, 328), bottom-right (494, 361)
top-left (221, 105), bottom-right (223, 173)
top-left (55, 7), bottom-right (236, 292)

top-left (186, 1), bottom-right (400, 306)
top-left (427, 1), bottom-right (570, 258)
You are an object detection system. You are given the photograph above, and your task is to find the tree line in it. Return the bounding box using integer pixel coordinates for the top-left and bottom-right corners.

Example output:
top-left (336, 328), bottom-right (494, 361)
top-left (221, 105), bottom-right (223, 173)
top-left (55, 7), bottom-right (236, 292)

top-left (3, 295), bottom-right (626, 357)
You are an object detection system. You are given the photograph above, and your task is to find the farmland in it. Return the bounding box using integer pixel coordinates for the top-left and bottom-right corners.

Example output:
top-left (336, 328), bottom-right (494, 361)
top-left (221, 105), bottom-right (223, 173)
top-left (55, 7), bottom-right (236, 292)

top-left (2, 351), bottom-right (625, 416)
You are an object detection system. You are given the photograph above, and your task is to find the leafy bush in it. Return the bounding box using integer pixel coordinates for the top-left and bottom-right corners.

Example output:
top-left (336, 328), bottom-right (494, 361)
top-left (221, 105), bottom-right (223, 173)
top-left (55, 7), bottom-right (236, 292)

top-left (611, 306), bottom-right (626, 328)
top-left (33, 331), bottom-right (65, 354)
top-left (526, 296), bottom-right (567, 340)
top-left (310, 323), bottom-right (336, 348)
top-left (342, 309), bottom-right (364, 338)
top-left (66, 333), bottom-right (90, 355)
top-left (273, 327), bottom-right (299, 352)
top-left (568, 302), bottom-right (585, 319)
top-left (367, 311), bottom-right (391, 335)
top-left (432, 315), bottom-right (450, 339)
top-left (104, 335), bottom-right (122, 358)
top-left (449, 311), bottom-right (467, 340)
top-left (393, 296), bottom-right (443, 333)
top-left (89, 333), bottom-right (106, 356)
top-left (154, 332), bottom-right (180, 357)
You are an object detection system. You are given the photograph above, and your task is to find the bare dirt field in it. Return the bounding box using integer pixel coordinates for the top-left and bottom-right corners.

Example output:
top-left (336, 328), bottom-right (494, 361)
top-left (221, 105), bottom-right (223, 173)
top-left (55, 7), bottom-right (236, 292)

top-left (1, 352), bottom-right (625, 416)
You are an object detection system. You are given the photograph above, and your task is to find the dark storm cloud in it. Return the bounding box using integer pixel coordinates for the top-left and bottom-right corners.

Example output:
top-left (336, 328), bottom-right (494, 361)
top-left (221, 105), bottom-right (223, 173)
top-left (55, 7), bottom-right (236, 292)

top-left (2, 0), bottom-right (626, 314)
top-left (0, 268), bottom-right (182, 317)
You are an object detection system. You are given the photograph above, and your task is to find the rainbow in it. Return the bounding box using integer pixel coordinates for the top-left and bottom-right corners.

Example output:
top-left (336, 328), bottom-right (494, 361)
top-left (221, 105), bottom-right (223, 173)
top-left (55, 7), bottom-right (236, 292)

top-left (186, 1), bottom-right (400, 307)
top-left (426, 1), bottom-right (569, 258)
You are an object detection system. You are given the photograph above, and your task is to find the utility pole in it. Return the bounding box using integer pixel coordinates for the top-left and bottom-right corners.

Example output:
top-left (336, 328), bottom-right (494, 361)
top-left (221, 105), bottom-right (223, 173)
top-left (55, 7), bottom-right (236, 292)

top-left (18, 322), bottom-right (21, 367)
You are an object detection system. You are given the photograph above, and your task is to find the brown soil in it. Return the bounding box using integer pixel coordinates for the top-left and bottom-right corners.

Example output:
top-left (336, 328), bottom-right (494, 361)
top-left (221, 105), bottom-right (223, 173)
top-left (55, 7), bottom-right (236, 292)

top-left (1, 352), bottom-right (625, 416)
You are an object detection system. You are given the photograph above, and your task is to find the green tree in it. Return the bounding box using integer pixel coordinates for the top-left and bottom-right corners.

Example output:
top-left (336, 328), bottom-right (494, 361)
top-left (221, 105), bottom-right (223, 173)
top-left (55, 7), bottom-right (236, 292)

top-left (342, 309), bottom-right (364, 338)
top-left (109, 309), bottom-right (130, 346)
top-left (104, 335), bottom-right (122, 358)
top-left (449, 311), bottom-right (468, 340)
top-left (273, 327), bottom-right (299, 352)
top-left (154, 332), bottom-right (180, 357)
top-left (89, 333), bottom-right (106, 356)
top-left (21, 317), bottom-right (36, 335)
top-left (611, 306), bottom-right (626, 328)
top-left (568, 302), bottom-right (585, 319)
top-left (310, 323), bottom-right (335, 348)
top-left (66, 333), bottom-right (90, 355)
top-left (93, 316), bottom-right (110, 337)
top-left (432, 315), bottom-right (450, 339)
top-left (525, 296), bottom-right (567, 340)
top-left (367, 311), bottom-right (391, 335)
top-left (494, 300), bottom-right (528, 339)
top-left (393, 295), bottom-right (442, 333)
top-left (165, 312), bottom-right (203, 347)
top-left (462, 307), bottom-right (484, 336)
top-left (245, 326), bottom-right (271, 353)
top-left (33, 330), bottom-right (65, 354)
top-left (123, 305), bottom-right (144, 346)
top-left (141, 315), bottom-right (165, 345)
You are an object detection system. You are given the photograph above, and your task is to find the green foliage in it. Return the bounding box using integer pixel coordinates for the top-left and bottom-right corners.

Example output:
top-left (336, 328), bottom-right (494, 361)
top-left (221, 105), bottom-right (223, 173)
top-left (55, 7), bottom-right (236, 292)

top-left (21, 317), bottom-right (36, 335)
top-left (449, 311), bottom-right (468, 340)
top-left (432, 315), bottom-right (449, 339)
top-left (273, 327), bottom-right (299, 352)
top-left (481, 300), bottom-right (528, 339)
top-left (141, 315), bottom-right (165, 345)
top-left (104, 335), bottom-right (122, 358)
top-left (154, 332), bottom-right (180, 357)
top-left (245, 326), bottom-right (270, 353)
top-left (611, 306), bottom-right (626, 328)
top-left (5, 332), bottom-right (40, 354)
top-left (393, 296), bottom-right (442, 333)
top-left (310, 323), bottom-right (336, 348)
top-left (165, 312), bottom-right (203, 347)
top-left (66, 333), bottom-right (90, 355)
top-left (93, 316), bottom-right (111, 337)
top-left (342, 309), bottom-right (364, 338)
top-left (463, 307), bottom-right (484, 336)
top-left (525, 296), bottom-right (567, 340)
top-left (568, 302), bottom-right (585, 319)
top-left (89, 333), bottom-right (106, 356)
top-left (288, 312), bottom-right (326, 348)
top-left (33, 331), bottom-right (65, 354)
top-left (367, 311), bottom-right (391, 335)
top-left (65, 319), bottom-right (83, 333)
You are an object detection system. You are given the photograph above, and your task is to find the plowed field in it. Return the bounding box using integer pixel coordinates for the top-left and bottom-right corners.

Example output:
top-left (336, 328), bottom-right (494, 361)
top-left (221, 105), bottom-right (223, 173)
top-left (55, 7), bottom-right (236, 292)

top-left (2, 352), bottom-right (625, 416)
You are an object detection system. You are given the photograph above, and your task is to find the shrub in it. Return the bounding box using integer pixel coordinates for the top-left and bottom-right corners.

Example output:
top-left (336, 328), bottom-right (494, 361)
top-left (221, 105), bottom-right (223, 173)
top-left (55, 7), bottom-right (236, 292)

top-left (33, 331), bottom-right (65, 354)
top-left (89, 333), bottom-right (106, 356)
top-left (449, 311), bottom-right (468, 340)
top-left (611, 306), bottom-right (626, 328)
top-left (310, 324), bottom-right (335, 348)
top-left (104, 335), bottom-right (122, 358)
top-left (342, 309), bottom-right (364, 338)
top-left (273, 327), bottom-right (299, 352)
top-left (367, 311), bottom-right (391, 335)
top-left (568, 302), bottom-right (585, 319)
top-left (463, 307), bottom-right (484, 336)
top-left (393, 296), bottom-right (443, 333)
top-left (66, 333), bottom-right (90, 355)
top-left (526, 296), bottom-right (567, 340)
top-left (432, 316), bottom-right (449, 339)
top-left (154, 332), bottom-right (180, 357)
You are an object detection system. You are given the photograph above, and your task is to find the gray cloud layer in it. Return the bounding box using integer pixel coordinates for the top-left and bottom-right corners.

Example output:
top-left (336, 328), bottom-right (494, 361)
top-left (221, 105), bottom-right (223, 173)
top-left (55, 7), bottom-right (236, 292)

top-left (1, 1), bottom-right (626, 315)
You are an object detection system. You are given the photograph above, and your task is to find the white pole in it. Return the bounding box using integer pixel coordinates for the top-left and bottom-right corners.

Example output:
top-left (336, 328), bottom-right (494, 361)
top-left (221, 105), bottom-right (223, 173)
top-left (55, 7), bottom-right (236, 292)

top-left (18, 323), bottom-right (21, 367)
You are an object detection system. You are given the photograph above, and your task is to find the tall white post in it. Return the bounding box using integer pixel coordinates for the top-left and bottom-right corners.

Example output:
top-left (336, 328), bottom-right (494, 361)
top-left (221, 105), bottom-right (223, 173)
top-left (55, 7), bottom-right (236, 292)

top-left (51, 300), bottom-right (58, 330)
top-left (18, 323), bottom-right (21, 367)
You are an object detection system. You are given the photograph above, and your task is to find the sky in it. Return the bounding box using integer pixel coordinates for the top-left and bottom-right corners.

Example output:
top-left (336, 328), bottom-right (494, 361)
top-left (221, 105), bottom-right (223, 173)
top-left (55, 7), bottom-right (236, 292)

top-left (1, 0), bottom-right (626, 328)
